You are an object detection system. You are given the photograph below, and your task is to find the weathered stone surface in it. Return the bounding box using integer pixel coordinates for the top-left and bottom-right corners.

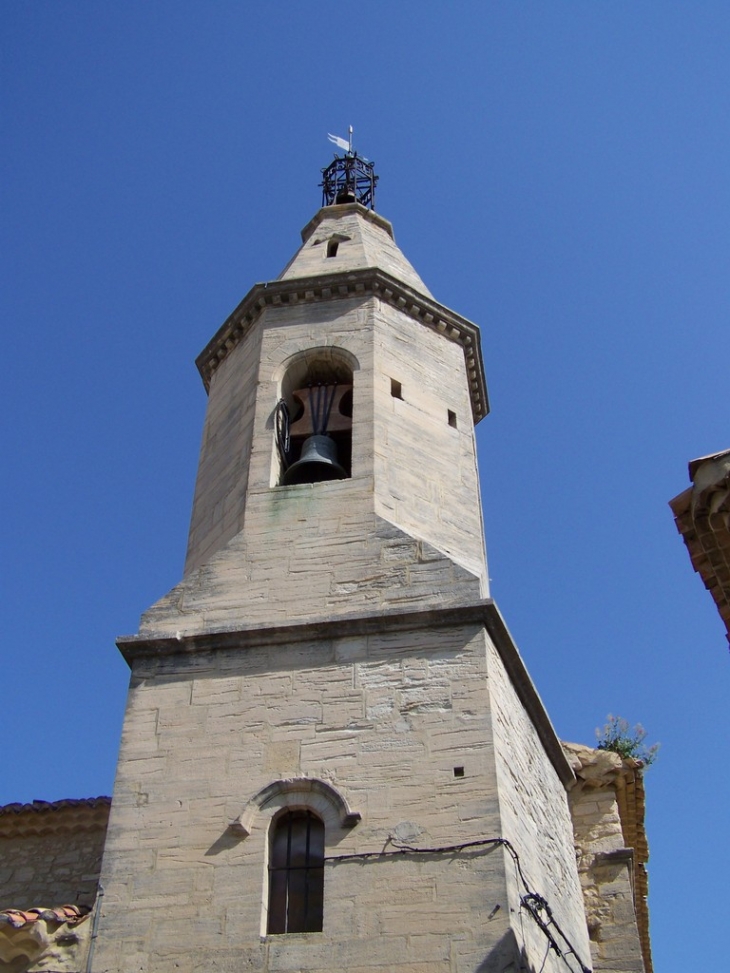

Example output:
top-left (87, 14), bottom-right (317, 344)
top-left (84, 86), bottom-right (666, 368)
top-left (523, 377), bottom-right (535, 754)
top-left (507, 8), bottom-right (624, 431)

top-left (145, 288), bottom-right (487, 638)
top-left (488, 645), bottom-right (590, 967)
top-left (279, 204), bottom-right (433, 298)
top-left (91, 611), bottom-right (597, 973)
top-left (0, 912), bottom-right (93, 973)
top-left (0, 800), bottom-right (109, 912)
top-left (93, 624), bottom-right (515, 971)
top-left (563, 742), bottom-right (650, 973)
top-left (89, 203), bottom-right (610, 972)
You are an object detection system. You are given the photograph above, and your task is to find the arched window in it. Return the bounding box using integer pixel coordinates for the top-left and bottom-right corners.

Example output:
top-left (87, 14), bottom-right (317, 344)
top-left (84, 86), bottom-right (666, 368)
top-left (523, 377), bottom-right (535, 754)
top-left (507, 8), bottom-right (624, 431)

top-left (274, 349), bottom-right (355, 486)
top-left (267, 810), bottom-right (324, 934)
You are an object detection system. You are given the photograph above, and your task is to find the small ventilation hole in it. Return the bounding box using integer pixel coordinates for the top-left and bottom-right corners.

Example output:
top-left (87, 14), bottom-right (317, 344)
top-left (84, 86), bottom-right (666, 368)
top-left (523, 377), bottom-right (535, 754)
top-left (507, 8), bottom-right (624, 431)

top-left (453, 766), bottom-right (465, 778)
top-left (391, 379), bottom-right (402, 400)
top-left (448, 409), bottom-right (457, 428)
top-left (327, 240), bottom-right (339, 258)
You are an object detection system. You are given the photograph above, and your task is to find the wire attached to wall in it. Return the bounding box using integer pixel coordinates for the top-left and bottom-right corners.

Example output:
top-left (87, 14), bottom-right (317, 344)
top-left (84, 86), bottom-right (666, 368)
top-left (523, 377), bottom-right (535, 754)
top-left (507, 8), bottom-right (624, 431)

top-left (274, 399), bottom-right (290, 467)
top-left (324, 835), bottom-right (592, 973)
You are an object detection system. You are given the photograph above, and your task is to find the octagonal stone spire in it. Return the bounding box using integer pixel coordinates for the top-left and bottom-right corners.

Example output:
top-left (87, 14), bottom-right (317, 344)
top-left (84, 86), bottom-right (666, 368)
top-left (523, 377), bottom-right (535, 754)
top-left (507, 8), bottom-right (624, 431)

top-left (278, 202), bottom-right (433, 299)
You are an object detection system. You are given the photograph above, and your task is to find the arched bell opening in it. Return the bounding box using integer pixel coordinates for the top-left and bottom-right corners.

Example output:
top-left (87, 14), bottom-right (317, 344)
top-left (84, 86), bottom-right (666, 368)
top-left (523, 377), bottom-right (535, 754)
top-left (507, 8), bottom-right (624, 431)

top-left (274, 349), bottom-right (356, 487)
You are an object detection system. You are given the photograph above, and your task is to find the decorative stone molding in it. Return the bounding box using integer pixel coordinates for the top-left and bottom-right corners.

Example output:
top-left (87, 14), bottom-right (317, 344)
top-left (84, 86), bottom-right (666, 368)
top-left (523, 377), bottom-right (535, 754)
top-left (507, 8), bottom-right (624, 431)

top-left (670, 448), bottom-right (730, 645)
top-left (231, 778), bottom-right (361, 837)
top-left (272, 344), bottom-right (360, 387)
top-left (195, 266), bottom-right (488, 423)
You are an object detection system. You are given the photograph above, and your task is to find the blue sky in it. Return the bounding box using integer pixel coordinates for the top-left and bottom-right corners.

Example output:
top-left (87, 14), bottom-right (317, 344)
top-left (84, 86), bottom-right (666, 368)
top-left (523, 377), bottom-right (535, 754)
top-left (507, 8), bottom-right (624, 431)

top-left (2, 3), bottom-right (729, 969)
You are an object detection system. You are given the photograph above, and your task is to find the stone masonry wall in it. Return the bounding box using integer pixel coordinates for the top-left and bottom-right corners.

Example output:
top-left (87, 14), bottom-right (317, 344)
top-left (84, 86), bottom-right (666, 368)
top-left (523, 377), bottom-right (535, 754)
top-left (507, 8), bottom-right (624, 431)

top-left (92, 623), bottom-right (537, 972)
top-left (141, 501), bottom-right (483, 639)
top-left (140, 295), bottom-right (485, 640)
top-left (373, 301), bottom-right (488, 587)
top-left (184, 324), bottom-right (263, 575)
top-left (278, 205), bottom-right (433, 298)
top-left (0, 814), bottom-right (108, 911)
top-left (564, 744), bottom-right (647, 973)
top-left (487, 641), bottom-right (592, 973)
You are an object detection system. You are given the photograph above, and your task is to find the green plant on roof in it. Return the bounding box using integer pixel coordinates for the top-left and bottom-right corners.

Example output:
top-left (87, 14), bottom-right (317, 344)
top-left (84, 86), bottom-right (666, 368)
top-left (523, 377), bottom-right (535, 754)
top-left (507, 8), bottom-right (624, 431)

top-left (596, 714), bottom-right (659, 767)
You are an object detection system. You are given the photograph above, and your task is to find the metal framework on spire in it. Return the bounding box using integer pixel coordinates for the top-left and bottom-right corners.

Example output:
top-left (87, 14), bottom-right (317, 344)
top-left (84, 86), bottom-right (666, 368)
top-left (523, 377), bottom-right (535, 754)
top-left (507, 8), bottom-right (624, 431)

top-left (320, 153), bottom-right (378, 210)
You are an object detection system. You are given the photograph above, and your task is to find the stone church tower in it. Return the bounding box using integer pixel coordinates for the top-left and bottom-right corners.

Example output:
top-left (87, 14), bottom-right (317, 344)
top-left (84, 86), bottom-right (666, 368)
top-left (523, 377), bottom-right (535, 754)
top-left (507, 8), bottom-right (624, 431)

top-left (90, 154), bottom-right (594, 973)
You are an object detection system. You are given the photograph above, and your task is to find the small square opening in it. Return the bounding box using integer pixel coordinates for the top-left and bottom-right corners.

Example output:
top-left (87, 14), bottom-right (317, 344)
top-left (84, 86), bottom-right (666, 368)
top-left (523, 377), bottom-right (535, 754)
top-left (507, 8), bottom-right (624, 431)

top-left (448, 409), bottom-right (457, 428)
top-left (453, 766), bottom-right (465, 778)
top-left (390, 378), bottom-right (402, 400)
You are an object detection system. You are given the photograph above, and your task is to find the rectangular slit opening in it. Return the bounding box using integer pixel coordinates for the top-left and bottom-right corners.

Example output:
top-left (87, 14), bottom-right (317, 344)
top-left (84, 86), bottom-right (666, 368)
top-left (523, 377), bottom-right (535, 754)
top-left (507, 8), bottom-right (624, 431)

top-left (390, 379), bottom-right (402, 400)
top-left (448, 409), bottom-right (457, 428)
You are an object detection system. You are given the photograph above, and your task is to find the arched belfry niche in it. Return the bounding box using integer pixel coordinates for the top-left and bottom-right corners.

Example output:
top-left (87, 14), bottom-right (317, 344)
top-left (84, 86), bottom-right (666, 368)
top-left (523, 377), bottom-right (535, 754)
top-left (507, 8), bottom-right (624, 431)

top-left (231, 777), bottom-right (362, 837)
top-left (272, 347), bottom-right (358, 487)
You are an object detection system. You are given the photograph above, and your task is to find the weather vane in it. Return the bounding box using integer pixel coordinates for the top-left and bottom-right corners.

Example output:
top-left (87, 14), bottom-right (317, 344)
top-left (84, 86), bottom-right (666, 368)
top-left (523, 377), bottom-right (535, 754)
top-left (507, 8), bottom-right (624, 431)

top-left (321, 126), bottom-right (378, 210)
top-left (328, 125), bottom-right (354, 156)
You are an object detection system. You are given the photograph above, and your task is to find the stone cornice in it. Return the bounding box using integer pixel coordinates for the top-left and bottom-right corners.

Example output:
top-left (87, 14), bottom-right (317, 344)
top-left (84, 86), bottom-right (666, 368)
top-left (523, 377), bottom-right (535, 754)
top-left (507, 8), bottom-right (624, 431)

top-left (117, 600), bottom-right (573, 789)
top-left (669, 448), bottom-right (730, 646)
top-left (195, 267), bottom-right (489, 423)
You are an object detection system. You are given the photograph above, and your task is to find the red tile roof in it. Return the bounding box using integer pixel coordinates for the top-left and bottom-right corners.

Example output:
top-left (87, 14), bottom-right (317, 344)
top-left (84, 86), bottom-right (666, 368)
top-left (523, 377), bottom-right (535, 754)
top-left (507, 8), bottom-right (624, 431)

top-left (0, 796), bottom-right (111, 838)
top-left (0, 904), bottom-right (90, 928)
top-left (0, 797), bottom-right (111, 816)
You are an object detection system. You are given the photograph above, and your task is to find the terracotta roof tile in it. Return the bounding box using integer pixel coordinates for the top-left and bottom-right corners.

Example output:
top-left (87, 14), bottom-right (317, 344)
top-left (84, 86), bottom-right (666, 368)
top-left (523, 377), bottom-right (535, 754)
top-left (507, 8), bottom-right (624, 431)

top-left (0, 796), bottom-right (111, 838)
top-left (0, 904), bottom-right (90, 928)
top-left (0, 797), bottom-right (111, 816)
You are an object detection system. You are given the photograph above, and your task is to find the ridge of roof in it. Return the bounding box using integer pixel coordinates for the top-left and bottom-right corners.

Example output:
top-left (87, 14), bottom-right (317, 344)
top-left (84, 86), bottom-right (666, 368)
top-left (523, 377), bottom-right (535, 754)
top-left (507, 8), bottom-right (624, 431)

top-left (0, 797), bottom-right (111, 838)
top-left (0, 796), bottom-right (111, 816)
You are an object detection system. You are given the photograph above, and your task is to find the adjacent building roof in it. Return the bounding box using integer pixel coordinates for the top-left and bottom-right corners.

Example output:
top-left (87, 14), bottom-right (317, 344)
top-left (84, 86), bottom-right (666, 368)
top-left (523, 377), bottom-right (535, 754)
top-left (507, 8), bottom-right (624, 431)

top-left (564, 743), bottom-right (652, 973)
top-left (669, 448), bottom-right (730, 646)
top-left (0, 797), bottom-right (111, 838)
top-left (0, 904), bottom-right (90, 929)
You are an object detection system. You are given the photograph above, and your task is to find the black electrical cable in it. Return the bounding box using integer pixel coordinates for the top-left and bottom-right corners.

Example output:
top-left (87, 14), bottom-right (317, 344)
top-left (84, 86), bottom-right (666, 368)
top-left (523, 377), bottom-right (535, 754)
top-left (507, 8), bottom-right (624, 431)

top-left (274, 399), bottom-right (290, 463)
top-left (324, 835), bottom-right (592, 973)
top-left (521, 893), bottom-right (592, 973)
top-left (325, 835), bottom-right (505, 863)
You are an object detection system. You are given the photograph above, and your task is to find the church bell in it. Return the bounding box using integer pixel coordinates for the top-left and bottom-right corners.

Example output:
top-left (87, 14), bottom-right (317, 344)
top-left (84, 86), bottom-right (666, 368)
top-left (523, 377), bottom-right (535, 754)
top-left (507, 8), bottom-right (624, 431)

top-left (283, 434), bottom-right (346, 485)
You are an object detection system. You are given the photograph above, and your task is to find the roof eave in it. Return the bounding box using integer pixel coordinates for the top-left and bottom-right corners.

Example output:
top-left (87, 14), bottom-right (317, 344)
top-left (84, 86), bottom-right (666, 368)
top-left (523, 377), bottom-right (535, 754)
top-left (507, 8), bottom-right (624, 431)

top-left (195, 268), bottom-right (489, 424)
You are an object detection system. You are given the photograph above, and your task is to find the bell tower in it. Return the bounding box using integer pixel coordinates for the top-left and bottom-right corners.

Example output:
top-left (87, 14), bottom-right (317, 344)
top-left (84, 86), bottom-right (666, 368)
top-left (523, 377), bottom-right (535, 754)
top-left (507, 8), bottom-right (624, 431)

top-left (92, 152), bottom-right (593, 973)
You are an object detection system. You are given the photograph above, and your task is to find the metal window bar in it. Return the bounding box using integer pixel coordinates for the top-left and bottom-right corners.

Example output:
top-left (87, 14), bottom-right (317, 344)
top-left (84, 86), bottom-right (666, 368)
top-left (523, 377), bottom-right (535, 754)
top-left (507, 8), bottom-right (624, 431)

top-left (268, 811), bottom-right (324, 934)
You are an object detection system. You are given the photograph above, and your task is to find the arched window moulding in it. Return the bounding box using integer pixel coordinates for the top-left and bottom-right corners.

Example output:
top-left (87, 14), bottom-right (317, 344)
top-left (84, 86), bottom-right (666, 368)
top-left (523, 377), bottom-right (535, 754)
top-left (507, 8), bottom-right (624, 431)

top-left (271, 345), bottom-right (360, 390)
top-left (231, 778), bottom-right (361, 837)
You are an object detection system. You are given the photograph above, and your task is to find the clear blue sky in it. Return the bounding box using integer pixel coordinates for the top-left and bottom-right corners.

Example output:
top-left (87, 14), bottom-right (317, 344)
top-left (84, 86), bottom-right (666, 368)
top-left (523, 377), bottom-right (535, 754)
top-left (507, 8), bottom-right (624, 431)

top-left (2, 4), bottom-right (728, 969)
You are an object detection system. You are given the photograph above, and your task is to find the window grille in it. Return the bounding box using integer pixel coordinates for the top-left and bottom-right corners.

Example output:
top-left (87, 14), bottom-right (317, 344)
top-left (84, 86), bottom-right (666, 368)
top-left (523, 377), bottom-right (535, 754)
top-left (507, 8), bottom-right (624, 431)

top-left (268, 810), bottom-right (324, 934)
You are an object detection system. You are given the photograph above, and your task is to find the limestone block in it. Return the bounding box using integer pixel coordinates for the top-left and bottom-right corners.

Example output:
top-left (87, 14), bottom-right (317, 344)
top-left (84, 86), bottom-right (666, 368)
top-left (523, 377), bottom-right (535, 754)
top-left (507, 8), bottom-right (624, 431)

top-left (279, 205), bottom-right (433, 298)
top-left (94, 616), bottom-right (592, 972)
